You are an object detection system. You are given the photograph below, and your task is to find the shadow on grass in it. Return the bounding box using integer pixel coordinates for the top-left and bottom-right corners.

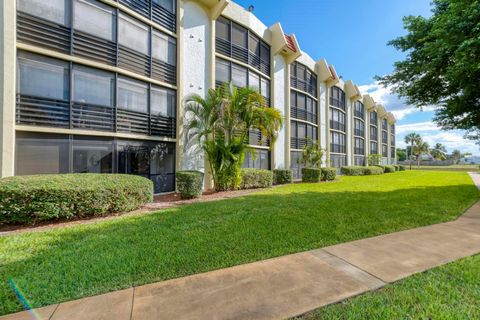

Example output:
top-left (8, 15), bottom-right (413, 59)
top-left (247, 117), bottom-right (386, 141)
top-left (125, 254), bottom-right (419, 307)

top-left (1, 183), bottom-right (479, 315)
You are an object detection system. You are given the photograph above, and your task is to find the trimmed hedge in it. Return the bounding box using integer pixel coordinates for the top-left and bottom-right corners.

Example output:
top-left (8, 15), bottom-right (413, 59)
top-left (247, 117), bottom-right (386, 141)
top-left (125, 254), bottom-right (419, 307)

top-left (340, 166), bottom-right (368, 176)
top-left (176, 171), bottom-right (204, 199)
top-left (240, 169), bottom-right (273, 189)
top-left (321, 168), bottom-right (337, 181)
top-left (365, 166), bottom-right (384, 175)
top-left (0, 174), bottom-right (153, 224)
top-left (398, 164), bottom-right (406, 171)
top-left (302, 168), bottom-right (322, 183)
top-left (383, 165), bottom-right (396, 173)
top-left (273, 169), bottom-right (293, 185)
top-left (394, 165), bottom-right (400, 171)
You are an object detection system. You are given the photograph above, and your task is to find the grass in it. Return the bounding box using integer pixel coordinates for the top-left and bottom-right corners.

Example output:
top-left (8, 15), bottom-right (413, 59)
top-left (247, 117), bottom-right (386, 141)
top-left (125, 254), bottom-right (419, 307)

top-left (408, 164), bottom-right (479, 172)
top-left (0, 171), bottom-right (478, 315)
top-left (296, 254), bottom-right (480, 319)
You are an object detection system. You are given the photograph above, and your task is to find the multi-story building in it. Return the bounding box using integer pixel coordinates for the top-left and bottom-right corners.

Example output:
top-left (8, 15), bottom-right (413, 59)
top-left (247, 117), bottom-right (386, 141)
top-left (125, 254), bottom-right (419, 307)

top-left (0, 0), bottom-right (396, 193)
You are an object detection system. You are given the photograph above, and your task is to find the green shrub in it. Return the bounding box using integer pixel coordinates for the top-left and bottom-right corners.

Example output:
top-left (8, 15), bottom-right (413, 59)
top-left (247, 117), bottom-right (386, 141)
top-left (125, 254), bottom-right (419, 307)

top-left (302, 168), bottom-right (322, 183)
top-left (365, 166), bottom-right (384, 175)
top-left (340, 166), bottom-right (368, 176)
top-left (273, 169), bottom-right (293, 185)
top-left (394, 165), bottom-right (400, 171)
top-left (240, 169), bottom-right (273, 189)
top-left (176, 171), bottom-right (204, 199)
top-left (321, 168), bottom-right (337, 181)
top-left (398, 164), bottom-right (406, 171)
top-left (382, 165), bottom-right (396, 173)
top-left (0, 174), bottom-right (153, 224)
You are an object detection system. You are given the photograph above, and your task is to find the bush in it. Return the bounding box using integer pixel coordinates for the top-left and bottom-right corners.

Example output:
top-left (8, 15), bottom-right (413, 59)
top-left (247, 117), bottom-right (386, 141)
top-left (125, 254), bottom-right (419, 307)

top-left (176, 171), bottom-right (204, 199)
top-left (0, 174), bottom-right (153, 224)
top-left (365, 166), bottom-right (384, 175)
top-left (398, 164), bottom-right (406, 171)
top-left (240, 169), bottom-right (273, 189)
top-left (382, 165), bottom-right (396, 173)
top-left (273, 169), bottom-right (293, 185)
top-left (321, 168), bottom-right (337, 181)
top-left (302, 168), bottom-right (322, 183)
top-left (340, 166), bottom-right (368, 176)
top-left (394, 165), bottom-right (400, 171)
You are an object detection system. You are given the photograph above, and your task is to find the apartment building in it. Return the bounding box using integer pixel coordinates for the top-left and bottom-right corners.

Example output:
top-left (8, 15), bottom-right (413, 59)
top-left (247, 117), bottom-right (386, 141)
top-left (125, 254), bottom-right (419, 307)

top-left (0, 0), bottom-right (396, 193)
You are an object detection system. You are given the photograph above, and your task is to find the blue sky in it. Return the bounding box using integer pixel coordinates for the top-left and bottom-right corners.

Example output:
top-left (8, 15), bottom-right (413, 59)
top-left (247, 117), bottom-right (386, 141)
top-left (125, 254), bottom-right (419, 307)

top-left (234, 0), bottom-right (480, 155)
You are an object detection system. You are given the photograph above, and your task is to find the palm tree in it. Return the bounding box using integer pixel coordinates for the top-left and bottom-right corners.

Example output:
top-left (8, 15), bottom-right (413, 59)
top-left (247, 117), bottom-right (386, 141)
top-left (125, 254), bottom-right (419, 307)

top-left (412, 140), bottom-right (430, 166)
top-left (404, 132), bottom-right (421, 169)
top-left (185, 83), bottom-right (283, 191)
top-left (451, 149), bottom-right (462, 164)
top-left (430, 143), bottom-right (447, 161)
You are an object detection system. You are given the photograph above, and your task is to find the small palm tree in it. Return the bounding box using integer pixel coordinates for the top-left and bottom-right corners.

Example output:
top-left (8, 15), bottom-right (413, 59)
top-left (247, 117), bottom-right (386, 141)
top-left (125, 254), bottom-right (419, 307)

top-left (185, 83), bottom-right (282, 191)
top-left (412, 140), bottom-right (430, 166)
top-left (430, 143), bottom-right (447, 161)
top-left (404, 132), bottom-right (422, 169)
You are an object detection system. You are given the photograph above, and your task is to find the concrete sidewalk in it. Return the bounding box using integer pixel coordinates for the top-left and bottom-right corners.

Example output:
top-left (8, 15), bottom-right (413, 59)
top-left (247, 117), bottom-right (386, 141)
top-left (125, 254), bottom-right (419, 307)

top-left (3, 173), bottom-right (480, 320)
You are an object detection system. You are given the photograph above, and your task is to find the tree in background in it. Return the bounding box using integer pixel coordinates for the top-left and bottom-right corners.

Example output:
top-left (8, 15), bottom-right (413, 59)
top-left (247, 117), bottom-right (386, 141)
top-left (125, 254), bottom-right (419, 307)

top-left (185, 83), bottom-right (283, 191)
top-left (450, 149), bottom-right (464, 164)
top-left (430, 143), bottom-right (447, 161)
top-left (412, 140), bottom-right (430, 166)
top-left (396, 148), bottom-right (407, 161)
top-left (378, 0), bottom-right (480, 144)
top-left (404, 132), bottom-right (422, 169)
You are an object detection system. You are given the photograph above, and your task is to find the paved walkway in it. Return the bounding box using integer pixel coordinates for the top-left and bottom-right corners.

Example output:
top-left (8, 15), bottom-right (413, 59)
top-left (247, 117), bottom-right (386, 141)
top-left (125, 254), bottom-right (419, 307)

top-left (3, 173), bottom-right (480, 320)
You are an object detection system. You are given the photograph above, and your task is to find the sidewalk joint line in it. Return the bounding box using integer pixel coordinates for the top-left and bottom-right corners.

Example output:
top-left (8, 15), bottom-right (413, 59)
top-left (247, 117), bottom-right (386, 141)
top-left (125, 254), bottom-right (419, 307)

top-left (129, 286), bottom-right (135, 320)
top-left (322, 249), bottom-right (388, 285)
top-left (48, 303), bottom-right (60, 320)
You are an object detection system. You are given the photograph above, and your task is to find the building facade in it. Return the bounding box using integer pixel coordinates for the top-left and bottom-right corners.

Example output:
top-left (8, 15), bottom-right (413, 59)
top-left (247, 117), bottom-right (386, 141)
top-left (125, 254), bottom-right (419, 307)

top-left (0, 0), bottom-right (396, 193)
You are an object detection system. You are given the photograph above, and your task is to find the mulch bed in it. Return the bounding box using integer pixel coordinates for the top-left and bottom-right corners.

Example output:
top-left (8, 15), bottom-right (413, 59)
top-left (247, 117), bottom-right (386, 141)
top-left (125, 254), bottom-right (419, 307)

top-left (0, 188), bottom-right (264, 236)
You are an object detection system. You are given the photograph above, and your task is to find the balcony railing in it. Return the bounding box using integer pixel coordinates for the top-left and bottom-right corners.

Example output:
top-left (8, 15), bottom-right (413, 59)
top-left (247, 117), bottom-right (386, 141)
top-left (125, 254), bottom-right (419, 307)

top-left (16, 94), bottom-right (176, 138)
top-left (215, 38), bottom-right (271, 76)
top-left (291, 137), bottom-right (313, 150)
top-left (291, 107), bottom-right (317, 124)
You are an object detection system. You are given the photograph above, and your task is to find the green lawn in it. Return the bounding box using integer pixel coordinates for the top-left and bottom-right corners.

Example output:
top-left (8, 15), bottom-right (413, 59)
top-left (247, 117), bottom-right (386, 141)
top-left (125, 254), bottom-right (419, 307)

top-left (0, 171), bottom-right (478, 315)
top-left (296, 254), bottom-right (480, 319)
top-left (408, 164), bottom-right (479, 172)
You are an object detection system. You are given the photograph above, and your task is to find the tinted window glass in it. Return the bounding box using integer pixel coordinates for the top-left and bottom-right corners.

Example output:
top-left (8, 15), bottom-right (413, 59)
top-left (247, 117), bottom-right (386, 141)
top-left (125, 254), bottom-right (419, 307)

top-left (17, 0), bottom-right (71, 26)
top-left (119, 14), bottom-right (149, 55)
top-left (73, 0), bottom-right (116, 41)
top-left (117, 77), bottom-right (148, 113)
top-left (73, 65), bottom-right (114, 106)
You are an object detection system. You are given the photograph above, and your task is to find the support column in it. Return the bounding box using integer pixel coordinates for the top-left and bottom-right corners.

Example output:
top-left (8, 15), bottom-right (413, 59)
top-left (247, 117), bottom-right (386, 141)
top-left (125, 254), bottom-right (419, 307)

top-left (0, 0), bottom-right (16, 178)
top-left (346, 99), bottom-right (353, 166)
top-left (318, 82), bottom-right (327, 167)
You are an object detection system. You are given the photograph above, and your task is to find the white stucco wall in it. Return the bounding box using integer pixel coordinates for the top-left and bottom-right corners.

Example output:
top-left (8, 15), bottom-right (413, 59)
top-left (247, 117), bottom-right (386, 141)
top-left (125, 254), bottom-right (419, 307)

top-left (346, 99), bottom-right (353, 166)
top-left (319, 82), bottom-right (327, 166)
top-left (180, 1), bottom-right (211, 171)
top-left (273, 55), bottom-right (286, 169)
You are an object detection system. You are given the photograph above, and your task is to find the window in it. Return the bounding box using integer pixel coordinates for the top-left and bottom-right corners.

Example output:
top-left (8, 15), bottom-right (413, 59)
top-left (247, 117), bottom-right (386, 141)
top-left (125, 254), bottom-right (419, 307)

top-left (216, 17), bottom-right (230, 41)
top-left (151, 86), bottom-right (176, 117)
top-left (382, 130), bottom-right (388, 144)
top-left (261, 78), bottom-right (270, 100)
top-left (330, 108), bottom-right (346, 132)
top-left (117, 77), bottom-right (148, 113)
top-left (290, 62), bottom-right (317, 96)
top-left (232, 64), bottom-right (248, 88)
top-left (382, 118), bottom-right (388, 130)
top-left (73, 137), bottom-right (114, 173)
top-left (370, 141), bottom-right (378, 154)
top-left (382, 144), bottom-right (388, 157)
top-left (391, 124), bottom-right (396, 134)
top-left (391, 147), bottom-right (396, 159)
top-left (152, 31), bottom-right (177, 66)
top-left (331, 154), bottom-right (346, 168)
top-left (354, 101), bottom-right (364, 119)
top-left (330, 86), bottom-right (345, 110)
top-left (354, 119), bottom-right (365, 137)
top-left (355, 137), bottom-right (365, 155)
top-left (17, 52), bottom-right (69, 100)
top-left (17, 0), bottom-right (71, 26)
top-left (72, 65), bottom-right (114, 106)
top-left (153, 0), bottom-right (176, 13)
top-left (73, 0), bottom-right (116, 41)
top-left (249, 34), bottom-right (260, 56)
top-left (15, 132), bottom-right (70, 175)
top-left (215, 59), bottom-right (230, 85)
top-left (370, 111), bottom-right (378, 124)
top-left (370, 125), bottom-right (378, 141)
top-left (330, 131), bottom-right (346, 154)
top-left (243, 149), bottom-right (270, 170)
top-left (248, 71), bottom-right (260, 90)
top-left (232, 23), bottom-right (247, 49)
top-left (290, 151), bottom-right (303, 180)
top-left (118, 14), bottom-right (149, 55)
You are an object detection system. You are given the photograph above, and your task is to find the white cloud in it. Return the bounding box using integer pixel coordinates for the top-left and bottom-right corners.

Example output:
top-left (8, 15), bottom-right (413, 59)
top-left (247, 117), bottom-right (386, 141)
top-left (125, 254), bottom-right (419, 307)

top-left (396, 121), bottom-right (479, 155)
top-left (357, 81), bottom-right (435, 120)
